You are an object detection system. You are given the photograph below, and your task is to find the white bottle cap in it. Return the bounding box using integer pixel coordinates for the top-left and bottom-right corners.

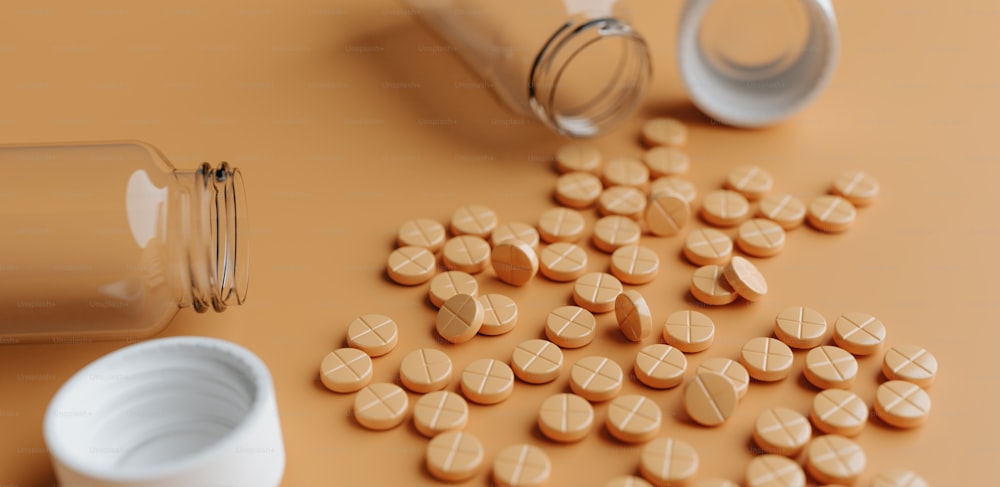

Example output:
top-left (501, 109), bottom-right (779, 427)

top-left (44, 337), bottom-right (285, 487)
top-left (677, 0), bottom-right (839, 127)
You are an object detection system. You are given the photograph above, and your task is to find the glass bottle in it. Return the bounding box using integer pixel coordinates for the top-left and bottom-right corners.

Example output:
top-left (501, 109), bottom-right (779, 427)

top-left (0, 141), bottom-right (247, 344)
top-left (404, 0), bottom-right (652, 138)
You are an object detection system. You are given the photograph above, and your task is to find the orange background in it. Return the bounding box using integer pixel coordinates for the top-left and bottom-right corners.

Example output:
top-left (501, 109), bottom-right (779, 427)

top-left (1, 1), bottom-right (998, 485)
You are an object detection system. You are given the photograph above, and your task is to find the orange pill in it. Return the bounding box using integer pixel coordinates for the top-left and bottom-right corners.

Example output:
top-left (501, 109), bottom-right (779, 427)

top-left (397, 218), bottom-right (446, 252)
top-left (491, 221), bottom-right (541, 249)
top-left (663, 310), bottom-right (715, 353)
top-left (478, 293), bottom-right (519, 336)
top-left (606, 394), bottom-right (662, 443)
top-left (701, 189), bottom-right (750, 227)
top-left (400, 348), bottom-right (453, 393)
top-left (511, 339), bottom-right (563, 384)
top-left (538, 207), bottom-right (587, 243)
top-left (593, 215), bottom-right (642, 253)
top-left (555, 171), bottom-right (603, 209)
top-left (539, 242), bottom-right (588, 282)
top-left (634, 344), bottom-right (687, 389)
top-left (684, 372), bottom-right (739, 426)
top-left (745, 454), bottom-right (805, 487)
top-left (320, 348), bottom-right (373, 393)
top-left (872, 469), bottom-right (929, 487)
top-left (807, 195), bottom-right (856, 233)
top-left (426, 430), bottom-right (484, 482)
top-left (346, 314), bottom-right (398, 357)
top-left (492, 239), bottom-right (539, 286)
top-left (610, 245), bottom-right (660, 285)
top-left (832, 170), bottom-right (879, 207)
top-left (413, 390), bottom-right (469, 438)
top-left (736, 219), bottom-right (786, 257)
top-left (615, 290), bottom-right (653, 342)
top-left (538, 393), bottom-right (594, 442)
top-left (697, 357), bottom-right (749, 399)
top-left (690, 264), bottom-right (738, 306)
top-left (725, 165), bottom-right (773, 200)
top-left (773, 306), bottom-right (827, 349)
top-left (599, 186), bottom-right (648, 219)
top-left (428, 270), bottom-right (478, 308)
top-left (572, 272), bottom-right (623, 313)
top-left (555, 143), bottom-right (602, 174)
top-left (645, 192), bottom-right (691, 237)
top-left (451, 204), bottom-right (498, 238)
top-left (757, 193), bottom-right (806, 230)
top-left (723, 256), bottom-right (768, 302)
top-left (740, 337), bottom-right (793, 382)
top-left (683, 228), bottom-right (733, 266)
top-left (753, 407), bottom-right (811, 456)
top-left (882, 344), bottom-right (938, 387)
top-left (603, 157), bottom-right (650, 189)
top-left (810, 389), bottom-right (867, 437)
top-left (460, 358), bottom-right (514, 405)
top-left (874, 380), bottom-right (931, 428)
top-left (643, 146), bottom-right (689, 177)
top-left (442, 235), bottom-right (491, 274)
top-left (833, 311), bottom-right (886, 355)
top-left (569, 355), bottom-right (624, 402)
top-left (386, 246), bottom-right (436, 286)
top-left (805, 435), bottom-right (866, 485)
top-left (650, 177), bottom-right (697, 203)
top-left (436, 294), bottom-right (484, 344)
top-left (545, 305), bottom-right (597, 348)
top-left (354, 382), bottom-right (409, 431)
top-left (492, 444), bottom-right (551, 487)
top-left (640, 438), bottom-right (699, 487)
top-left (641, 118), bottom-right (688, 147)
top-left (804, 346), bottom-right (858, 389)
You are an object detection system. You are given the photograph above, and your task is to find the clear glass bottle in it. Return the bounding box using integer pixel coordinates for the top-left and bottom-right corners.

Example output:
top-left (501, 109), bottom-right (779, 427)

top-left (0, 141), bottom-right (247, 344)
top-left (405, 0), bottom-right (652, 138)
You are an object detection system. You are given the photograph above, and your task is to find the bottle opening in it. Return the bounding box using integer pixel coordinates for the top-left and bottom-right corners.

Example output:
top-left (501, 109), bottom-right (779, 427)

top-left (190, 163), bottom-right (248, 312)
top-left (698, 0), bottom-right (810, 81)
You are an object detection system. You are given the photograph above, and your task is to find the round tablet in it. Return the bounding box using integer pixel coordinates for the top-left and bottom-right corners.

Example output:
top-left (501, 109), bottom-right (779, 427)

top-left (400, 348), bottom-right (453, 393)
top-left (607, 394), bottom-right (662, 443)
top-left (451, 204), bottom-right (498, 238)
top-left (641, 118), bottom-right (688, 147)
top-left (320, 348), bottom-right (373, 393)
top-left (492, 239), bottom-right (539, 286)
top-left (807, 195), bottom-right (856, 233)
top-left (745, 454), bottom-right (805, 487)
top-left (736, 219), bottom-right (786, 257)
top-left (643, 146), bottom-right (689, 177)
top-left (346, 314), bottom-right (398, 357)
top-left (691, 480), bottom-right (738, 487)
top-left (757, 193), bottom-right (806, 230)
top-left (874, 380), bottom-right (931, 428)
top-left (538, 393), bottom-right (594, 442)
top-left (545, 305), bottom-right (597, 348)
top-left (698, 358), bottom-right (749, 399)
top-left (634, 344), bottom-right (686, 389)
top-left (397, 218), bottom-right (446, 252)
top-left (872, 469), bottom-right (929, 487)
top-left (511, 339), bottom-right (563, 384)
top-left (725, 165), bottom-right (773, 200)
top-left (572, 272), bottom-right (623, 313)
top-left (603, 157), bottom-right (650, 189)
top-left (882, 344), bottom-right (938, 387)
top-left (478, 293), bottom-right (519, 336)
top-left (442, 235), bottom-right (491, 274)
top-left (773, 306), bottom-right (828, 349)
top-left (599, 186), bottom-right (648, 220)
top-left (683, 228), bottom-right (733, 266)
top-left (353, 382), bottom-right (408, 431)
top-left (684, 372), bottom-right (738, 427)
top-left (833, 311), bottom-right (886, 355)
top-left (491, 221), bottom-right (541, 249)
top-left (810, 389), bottom-right (867, 437)
top-left (436, 293), bottom-right (484, 344)
top-left (650, 177), bottom-right (697, 203)
top-left (615, 290), bottom-right (652, 342)
top-left (493, 444), bottom-right (551, 487)
top-left (556, 171), bottom-right (603, 208)
top-left (832, 170), bottom-right (879, 207)
top-left (740, 337), bottom-right (793, 382)
top-left (610, 245), bottom-right (659, 285)
top-left (690, 264), bottom-right (738, 306)
top-left (701, 189), bottom-right (750, 227)
top-left (645, 192), bottom-right (690, 237)
top-left (460, 358), bottom-right (514, 405)
top-left (606, 476), bottom-right (655, 487)
top-left (386, 246), bottom-right (436, 286)
top-left (413, 390), bottom-right (469, 437)
top-left (426, 430), bottom-right (484, 482)
top-left (663, 310), bottom-right (715, 353)
top-left (555, 142), bottom-right (602, 174)
top-left (593, 215), bottom-right (642, 253)
top-left (569, 356), bottom-right (624, 402)
top-left (753, 407), bottom-right (811, 456)
top-left (806, 435), bottom-right (866, 485)
top-left (538, 207), bottom-right (587, 243)
top-left (539, 242), bottom-right (588, 282)
top-left (804, 346), bottom-right (858, 390)
top-left (723, 256), bottom-right (768, 302)
top-left (428, 270), bottom-right (478, 308)
top-left (639, 438), bottom-right (698, 487)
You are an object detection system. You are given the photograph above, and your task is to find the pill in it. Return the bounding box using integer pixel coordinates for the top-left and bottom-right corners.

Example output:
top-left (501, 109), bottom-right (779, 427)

top-left (426, 430), bottom-right (484, 482)
top-left (478, 293), bottom-right (519, 335)
top-left (806, 435), bottom-right (866, 485)
top-left (683, 228), bottom-right (733, 266)
top-left (555, 143), bottom-right (602, 174)
top-left (428, 270), bottom-right (479, 308)
top-left (545, 305), bottom-right (597, 348)
top-left (610, 245), bottom-right (660, 285)
top-left (386, 246), bottom-right (436, 286)
top-left (639, 437), bottom-right (699, 487)
top-left (833, 311), bottom-right (886, 355)
top-left (320, 348), bottom-right (373, 393)
top-left (650, 177), bottom-right (697, 203)
top-left (736, 219), bottom-right (786, 257)
top-left (572, 272), bottom-right (624, 313)
top-left (723, 256), bottom-right (768, 302)
top-left (690, 264), bottom-right (738, 306)
top-left (643, 146), bottom-right (690, 177)
top-left (599, 186), bottom-right (648, 220)
top-left (451, 204), bottom-right (498, 238)
top-left (874, 380), bottom-right (931, 428)
top-left (753, 407), bottom-right (811, 456)
top-left (697, 357), bottom-right (749, 399)
top-left (491, 221), bottom-right (541, 249)
top-left (725, 166), bottom-right (773, 200)
top-left (538, 207), bottom-right (587, 243)
top-left (346, 314), bottom-right (398, 357)
top-left (413, 390), bottom-right (469, 438)
top-left (615, 290), bottom-right (652, 342)
top-left (397, 218), bottom-right (446, 252)
top-left (773, 306), bottom-right (828, 349)
top-left (493, 444), bottom-right (551, 487)
top-left (442, 235), bottom-right (491, 274)
top-left (555, 171), bottom-right (603, 208)
top-left (701, 189), bottom-right (750, 227)
top-left (400, 348), bottom-right (453, 393)
top-left (872, 469), bottom-right (929, 487)
top-left (807, 195), bottom-right (856, 233)
top-left (804, 346), bottom-right (858, 390)
top-left (663, 310), bottom-right (715, 353)
top-left (740, 337), bottom-right (794, 382)
top-left (537, 393), bottom-right (594, 442)
top-left (492, 239), bottom-right (539, 286)
top-left (593, 215), bottom-right (642, 253)
top-left (757, 193), bottom-right (806, 230)
top-left (882, 344), bottom-right (937, 387)
top-left (745, 454), bottom-right (805, 487)
top-left (606, 394), bottom-right (662, 443)
top-left (684, 371), bottom-right (738, 427)
top-left (832, 170), bottom-right (879, 207)
top-left (511, 339), bottom-right (563, 384)
top-left (436, 293), bottom-right (484, 344)
top-left (691, 480), bottom-right (738, 487)
top-left (460, 358), bottom-right (514, 405)
top-left (606, 476), bottom-right (655, 487)
top-left (634, 344), bottom-right (686, 389)
top-left (603, 157), bottom-right (650, 189)
top-left (569, 355), bottom-right (624, 402)
top-left (645, 192), bottom-right (690, 237)
top-left (539, 242), bottom-right (588, 282)
top-left (810, 389), bottom-right (867, 437)
top-left (641, 118), bottom-right (688, 147)
top-left (353, 382), bottom-right (408, 431)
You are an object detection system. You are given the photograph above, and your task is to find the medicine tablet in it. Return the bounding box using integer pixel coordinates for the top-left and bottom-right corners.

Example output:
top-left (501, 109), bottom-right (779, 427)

top-left (556, 143), bottom-right (602, 174)
top-left (346, 314), bottom-right (398, 357)
top-left (478, 293), bottom-right (519, 336)
top-left (545, 305), bottom-right (597, 348)
top-left (690, 264), bottom-right (738, 306)
top-left (723, 256), bottom-right (768, 302)
top-left (874, 380), bottom-right (931, 428)
top-left (397, 218), bottom-right (446, 252)
top-left (493, 444), bottom-right (551, 487)
top-left (386, 246), bottom-right (436, 286)
top-left (413, 390), bottom-right (469, 438)
top-left (426, 430), bottom-right (484, 482)
top-left (354, 382), bottom-right (408, 431)
top-left (807, 195), bottom-right (856, 233)
top-left (555, 172), bottom-right (603, 209)
top-left (539, 242), bottom-right (588, 282)
top-left (492, 239), bottom-right (539, 286)
top-left (872, 469), bottom-right (929, 487)
top-left (684, 371), bottom-right (738, 427)
top-left (606, 394), bottom-right (662, 443)
top-left (639, 438), bottom-right (699, 487)
top-left (511, 339), bottom-right (563, 384)
top-left (606, 476), bottom-right (654, 487)
top-left (725, 166), bottom-right (773, 200)
top-left (460, 358), bottom-right (514, 405)
top-left (599, 186), bottom-right (648, 220)
top-left (663, 310), bottom-right (715, 353)
top-left (757, 193), bottom-right (806, 230)
top-left (650, 177), bottom-right (697, 204)
top-left (745, 454), bottom-right (805, 487)
top-left (320, 348), bottom-right (373, 393)
top-left (832, 170), bottom-right (879, 207)
top-left (697, 358), bottom-right (749, 399)
top-left (691, 480), bottom-right (738, 487)
top-left (610, 245), bottom-right (659, 285)
top-left (882, 344), bottom-right (938, 387)
top-left (569, 355), bottom-right (624, 402)
top-left (491, 221), bottom-right (541, 249)
top-left (701, 189), bottom-right (750, 227)
top-left (442, 235), bottom-right (491, 274)
top-left (538, 393), bottom-right (594, 442)
top-left (572, 272), bottom-right (623, 313)
top-left (810, 389), bottom-right (867, 437)
top-left (736, 219), bottom-right (786, 257)
top-left (428, 270), bottom-right (479, 308)
top-left (593, 215), bottom-right (642, 253)
top-left (400, 348), bottom-right (453, 393)
top-left (740, 337), bottom-right (793, 382)
top-left (451, 204), bottom-right (498, 238)
top-left (643, 146), bottom-right (690, 177)
top-left (806, 435), bottom-right (866, 485)
top-left (615, 290), bottom-right (652, 342)
top-left (773, 306), bottom-right (827, 349)
top-left (753, 407), bottom-right (811, 456)
top-left (804, 346), bottom-right (858, 390)
top-left (641, 118), bottom-right (688, 147)
top-left (538, 207), bottom-right (587, 243)
top-left (833, 311), bottom-right (886, 355)
top-left (436, 293), bottom-right (484, 344)
top-left (634, 344), bottom-right (686, 389)
top-left (683, 228), bottom-right (733, 266)
top-left (645, 192), bottom-right (690, 237)
top-left (604, 157), bottom-right (651, 189)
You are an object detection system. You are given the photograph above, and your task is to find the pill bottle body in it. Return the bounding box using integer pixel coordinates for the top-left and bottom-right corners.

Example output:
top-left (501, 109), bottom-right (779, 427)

top-left (0, 141), bottom-right (247, 344)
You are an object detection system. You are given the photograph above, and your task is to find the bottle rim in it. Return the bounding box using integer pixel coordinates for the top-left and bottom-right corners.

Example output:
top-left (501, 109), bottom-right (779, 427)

top-left (191, 162), bottom-right (248, 312)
